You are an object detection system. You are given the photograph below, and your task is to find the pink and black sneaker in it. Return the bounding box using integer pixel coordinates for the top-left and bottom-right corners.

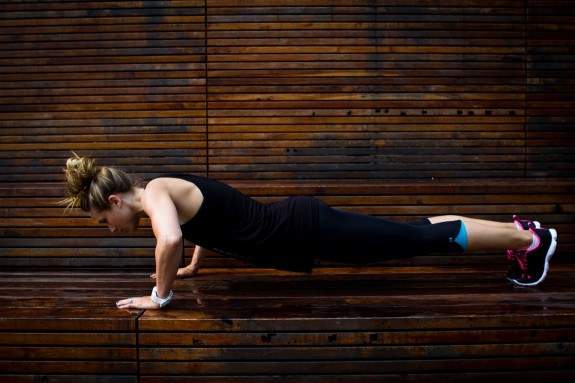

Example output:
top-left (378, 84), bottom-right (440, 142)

top-left (506, 215), bottom-right (542, 260)
top-left (506, 223), bottom-right (558, 287)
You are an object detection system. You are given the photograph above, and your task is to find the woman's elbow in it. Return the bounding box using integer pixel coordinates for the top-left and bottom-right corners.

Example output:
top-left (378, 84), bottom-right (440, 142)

top-left (159, 235), bottom-right (182, 247)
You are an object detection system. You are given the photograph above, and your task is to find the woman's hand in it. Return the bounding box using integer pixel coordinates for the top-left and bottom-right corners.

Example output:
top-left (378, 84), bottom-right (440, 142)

top-left (116, 295), bottom-right (161, 310)
top-left (150, 266), bottom-right (198, 280)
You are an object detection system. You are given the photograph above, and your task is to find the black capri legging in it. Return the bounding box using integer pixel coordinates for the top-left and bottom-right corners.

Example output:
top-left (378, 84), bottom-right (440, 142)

top-left (315, 203), bottom-right (464, 264)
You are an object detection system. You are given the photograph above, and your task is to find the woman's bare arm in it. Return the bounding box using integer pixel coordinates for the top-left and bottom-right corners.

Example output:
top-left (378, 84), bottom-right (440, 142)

top-left (150, 244), bottom-right (205, 279)
top-left (187, 244), bottom-right (205, 273)
top-left (154, 238), bottom-right (182, 296)
top-left (118, 180), bottom-right (182, 309)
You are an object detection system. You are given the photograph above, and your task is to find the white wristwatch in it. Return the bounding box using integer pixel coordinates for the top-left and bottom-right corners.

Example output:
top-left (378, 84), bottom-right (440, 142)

top-left (151, 286), bottom-right (173, 308)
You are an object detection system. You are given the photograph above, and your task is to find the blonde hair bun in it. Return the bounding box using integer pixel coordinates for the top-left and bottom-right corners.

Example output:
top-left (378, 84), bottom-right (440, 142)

top-left (58, 151), bottom-right (101, 214)
top-left (57, 151), bottom-right (137, 215)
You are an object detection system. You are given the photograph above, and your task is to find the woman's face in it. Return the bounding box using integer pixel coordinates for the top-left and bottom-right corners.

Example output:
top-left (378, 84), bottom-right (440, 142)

top-left (91, 194), bottom-right (140, 233)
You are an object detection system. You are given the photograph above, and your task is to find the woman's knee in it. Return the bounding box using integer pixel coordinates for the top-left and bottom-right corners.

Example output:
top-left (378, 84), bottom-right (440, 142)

top-left (417, 220), bottom-right (465, 253)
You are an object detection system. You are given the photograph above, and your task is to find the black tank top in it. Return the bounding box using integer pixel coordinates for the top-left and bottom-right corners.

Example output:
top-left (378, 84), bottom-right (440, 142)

top-left (154, 173), bottom-right (321, 273)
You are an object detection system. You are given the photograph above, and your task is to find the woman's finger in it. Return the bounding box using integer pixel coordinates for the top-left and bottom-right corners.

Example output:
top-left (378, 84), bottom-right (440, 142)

top-left (150, 273), bottom-right (156, 279)
top-left (116, 297), bottom-right (137, 308)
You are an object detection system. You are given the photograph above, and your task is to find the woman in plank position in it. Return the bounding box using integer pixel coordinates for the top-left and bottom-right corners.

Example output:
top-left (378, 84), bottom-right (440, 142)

top-left (59, 152), bottom-right (558, 310)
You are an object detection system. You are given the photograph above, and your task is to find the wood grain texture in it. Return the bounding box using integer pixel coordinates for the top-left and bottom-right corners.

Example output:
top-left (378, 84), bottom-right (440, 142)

top-left (0, 271), bottom-right (140, 380)
top-left (0, 0), bottom-right (573, 271)
top-left (1, 265), bottom-right (575, 380)
top-left (0, 0), bottom-right (574, 380)
top-left (525, 0), bottom-right (575, 177)
top-left (206, 0), bottom-right (526, 180)
top-left (137, 262), bottom-right (575, 378)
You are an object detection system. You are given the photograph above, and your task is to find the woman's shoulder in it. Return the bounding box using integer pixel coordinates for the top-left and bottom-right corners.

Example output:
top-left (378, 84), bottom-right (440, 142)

top-left (144, 175), bottom-right (205, 226)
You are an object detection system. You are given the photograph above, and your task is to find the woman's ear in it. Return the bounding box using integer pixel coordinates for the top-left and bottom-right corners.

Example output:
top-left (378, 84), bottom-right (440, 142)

top-left (108, 194), bottom-right (121, 206)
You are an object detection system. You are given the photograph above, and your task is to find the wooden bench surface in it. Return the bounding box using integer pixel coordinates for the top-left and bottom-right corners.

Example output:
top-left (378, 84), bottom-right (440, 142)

top-left (2, 263), bottom-right (575, 381)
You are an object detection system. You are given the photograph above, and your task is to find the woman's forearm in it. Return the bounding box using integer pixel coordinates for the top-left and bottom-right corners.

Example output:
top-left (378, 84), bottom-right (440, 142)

top-left (154, 238), bottom-right (182, 298)
top-left (189, 244), bottom-right (204, 270)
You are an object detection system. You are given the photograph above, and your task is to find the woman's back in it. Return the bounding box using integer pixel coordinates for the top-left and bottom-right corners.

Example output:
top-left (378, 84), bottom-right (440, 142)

top-left (153, 173), bottom-right (321, 272)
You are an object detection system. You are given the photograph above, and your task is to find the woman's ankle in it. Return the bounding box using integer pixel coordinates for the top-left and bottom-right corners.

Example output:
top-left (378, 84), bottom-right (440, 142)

top-left (516, 229), bottom-right (536, 250)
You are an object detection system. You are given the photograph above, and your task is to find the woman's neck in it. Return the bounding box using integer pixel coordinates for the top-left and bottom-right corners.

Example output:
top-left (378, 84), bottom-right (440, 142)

top-left (128, 186), bottom-right (148, 219)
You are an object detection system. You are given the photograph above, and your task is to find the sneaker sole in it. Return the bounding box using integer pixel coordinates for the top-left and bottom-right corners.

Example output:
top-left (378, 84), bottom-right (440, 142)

top-left (506, 228), bottom-right (557, 287)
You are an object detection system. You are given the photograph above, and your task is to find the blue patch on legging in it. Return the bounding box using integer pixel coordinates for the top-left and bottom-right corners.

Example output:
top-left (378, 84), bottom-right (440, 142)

top-left (453, 220), bottom-right (468, 251)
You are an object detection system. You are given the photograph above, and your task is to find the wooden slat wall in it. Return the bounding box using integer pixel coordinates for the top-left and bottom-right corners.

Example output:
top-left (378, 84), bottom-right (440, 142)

top-left (0, 0), bottom-right (573, 271)
top-left (0, 1), bottom-right (207, 269)
top-left (207, 0), bottom-right (526, 180)
top-left (526, 0), bottom-right (575, 177)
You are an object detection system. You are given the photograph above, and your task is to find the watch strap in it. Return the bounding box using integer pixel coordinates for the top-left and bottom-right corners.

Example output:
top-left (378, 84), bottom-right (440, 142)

top-left (151, 286), bottom-right (173, 307)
